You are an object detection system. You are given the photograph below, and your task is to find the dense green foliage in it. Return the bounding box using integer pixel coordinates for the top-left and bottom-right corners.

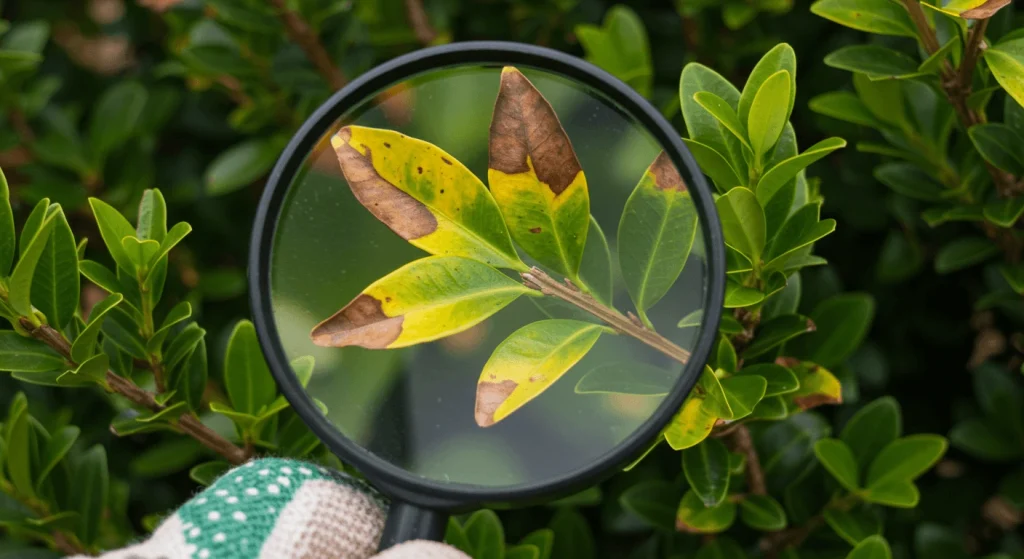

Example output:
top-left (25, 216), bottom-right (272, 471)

top-left (0, 0), bottom-right (1022, 558)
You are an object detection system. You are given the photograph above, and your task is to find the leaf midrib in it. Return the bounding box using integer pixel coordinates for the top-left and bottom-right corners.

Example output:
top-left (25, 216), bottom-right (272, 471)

top-left (396, 284), bottom-right (529, 315)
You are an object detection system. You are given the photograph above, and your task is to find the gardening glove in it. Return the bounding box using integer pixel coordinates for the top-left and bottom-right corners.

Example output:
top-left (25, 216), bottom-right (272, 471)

top-left (68, 457), bottom-right (469, 559)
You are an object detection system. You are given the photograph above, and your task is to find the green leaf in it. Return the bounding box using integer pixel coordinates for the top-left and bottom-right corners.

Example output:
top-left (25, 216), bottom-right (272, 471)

top-left (62, 353), bottom-right (109, 385)
top-left (18, 199), bottom-right (49, 257)
top-left (89, 82), bottom-right (147, 163)
top-left (0, 331), bottom-right (64, 372)
top-left (175, 337), bottom-right (207, 411)
top-left (205, 136), bottom-right (282, 196)
top-left (549, 508), bottom-right (594, 559)
top-left (984, 197), bottom-right (1024, 228)
top-left (578, 216), bottom-right (613, 305)
top-left (696, 538), bottom-right (746, 559)
top-left (825, 45), bottom-right (922, 80)
top-left (464, 510), bottom-right (504, 559)
top-left (506, 546), bottom-right (539, 559)
top-left (680, 63), bottom-right (748, 179)
top-left (866, 435), bottom-right (948, 488)
top-left (88, 197), bottom-right (137, 273)
top-left (9, 210), bottom-right (57, 318)
top-left (121, 236), bottom-right (160, 272)
top-left (693, 92), bottom-right (751, 150)
top-left (721, 375), bottom-right (767, 419)
top-left (619, 480), bottom-right (679, 531)
top-left (683, 438), bottom-right (731, 507)
top-left (863, 480), bottom-right (920, 507)
top-left (969, 124), bottom-right (1024, 175)
top-left (574, 362), bottom-right (673, 396)
top-left (739, 494), bottom-right (787, 531)
top-left (136, 190), bottom-right (167, 243)
top-left (841, 396), bottom-right (901, 473)
top-left (919, 37), bottom-right (959, 74)
top-left (1000, 262), bottom-right (1024, 294)
top-left (745, 316), bottom-right (816, 359)
top-left (574, 5), bottom-right (652, 97)
top-left (725, 281), bottom-right (764, 308)
top-left (756, 137), bottom-right (846, 206)
top-left (717, 336), bottom-right (737, 373)
top-left (71, 445), bottom-right (108, 545)
top-left (739, 44), bottom-right (797, 132)
top-left (445, 518), bottom-right (474, 555)
top-left (854, 74), bottom-right (910, 129)
top-left (847, 535), bottom-right (892, 559)
top-left (476, 319), bottom-right (609, 427)
top-left (70, 293), bottom-right (122, 363)
top-left (682, 139), bottom-right (742, 192)
top-left (935, 237), bottom-right (1000, 273)
top-left (874, 163), bottom-right (944, 202)
top-left (716, 187), bottom-right (766, 261)
top-left (29, 206), bottom-right (78, 329)
top-left (311, 256), bottom-right (531, 349)
top-left (519, 530), bottom-right (553, 559)
top-left (0, 168), bottom-right (14, 276)
top-left (146, 301), bottom-right (192, 355)
top-left (809, 92), bottom-right (884, 128)
top-left (35, 425), bottom-right (78, 491)
top-left (765, 205), bottom-right (836, 272)
top-left (4, 395), bottom-right (35, 498)
top-left (101, 305), bottom-right (148, 359)
top-left (824, 508), bottom-right (882, 546)
top-left (814, 438), bottom-right (861, 491)
top-left (618, 152), bottom-right (698, 317)
top-left (737, 363), bottom-right (800, 396)
top-left (811, 0), bottom-right (917, 37)
top-left (224, 320), bottom-right (276, 415)
top-left (165, 323), bottom-right (205, 372)
top-left (675, 490), bottom-right (736, 534)
top-left (984, 39), bottom-right (1024, 110)
top-left (189, 461), bottom-right (230, 487)
top-left (786, 293), bottom-right (875, 368)
top-left (678, 309), bottom-right (704, 328)
top-left (748, 70), bottom-right (792, 161)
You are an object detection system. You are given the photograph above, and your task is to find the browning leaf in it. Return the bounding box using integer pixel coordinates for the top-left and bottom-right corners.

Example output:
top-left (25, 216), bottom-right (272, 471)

top-left (962, 0), bottom-right (1010, 18)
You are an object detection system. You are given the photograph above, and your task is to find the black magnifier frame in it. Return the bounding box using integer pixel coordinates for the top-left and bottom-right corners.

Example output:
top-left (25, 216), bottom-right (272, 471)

top-left (249, 41), bottom-right (725, 548)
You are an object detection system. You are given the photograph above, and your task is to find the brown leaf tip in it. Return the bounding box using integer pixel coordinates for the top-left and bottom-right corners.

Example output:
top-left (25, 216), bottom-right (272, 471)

top-left (793, 393), bottom-right (842, 411)
top-left (649, 151), bottom-right (687, 192)
top-left (675, 519), bottom-right (700, 534)
top-left (806, 319), bottom-right (817, 332)
top-left (489, 66), bottom-right (582, 195)
top-left (474, 379), bottom-right (517, 427)
top-left (310, 294), bottom-right (403, 349)
top-left (961, 0), bottom-right (1010, 19)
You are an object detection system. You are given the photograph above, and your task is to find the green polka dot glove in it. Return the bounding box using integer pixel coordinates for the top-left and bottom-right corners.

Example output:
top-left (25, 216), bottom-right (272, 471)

top-left (69, 458), bottom-right (470, 559)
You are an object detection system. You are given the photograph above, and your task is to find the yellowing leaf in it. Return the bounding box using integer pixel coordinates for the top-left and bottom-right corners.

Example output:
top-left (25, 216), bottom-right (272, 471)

top-left (489, 67), bottom-right (590, 280)
top-left (784, 360), bottom-right (843, 411)
top-left (985, 40), bottom-right (1024, 110)
top-left (311, 256), bottom-right (531, 349)
top-left (619, 152), bottom-right (699, 320)
top-left (675, 490), bottom-right (737, 534)
top-left (475, 319), bottom-right (609, 427)
top-left (665, 395), bottom-right (719, 450)
top-left (332, 125), bottom-right (525, 271)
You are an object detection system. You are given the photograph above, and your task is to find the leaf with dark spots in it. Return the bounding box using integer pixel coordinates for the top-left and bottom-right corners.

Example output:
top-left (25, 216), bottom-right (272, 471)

top-left (785, 360), bottom-right (843, 412)
top-left (332, 125), bottom-right (525, 270)
top-left (311, 256), bottom-right (531, 349)
top-left (488, 66), bottom-right (590, 279)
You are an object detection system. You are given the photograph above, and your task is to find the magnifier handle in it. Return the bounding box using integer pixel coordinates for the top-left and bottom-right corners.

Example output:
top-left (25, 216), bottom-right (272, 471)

top-left (378, 501), bottom-right (449, 550)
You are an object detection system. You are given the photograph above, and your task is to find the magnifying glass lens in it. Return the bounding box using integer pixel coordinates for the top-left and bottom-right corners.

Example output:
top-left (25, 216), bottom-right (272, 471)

top-left (266, 62), bottom-right (713, 490)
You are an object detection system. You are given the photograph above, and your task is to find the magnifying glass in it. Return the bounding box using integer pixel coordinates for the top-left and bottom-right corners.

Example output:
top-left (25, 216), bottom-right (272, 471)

top-left (249, 41), bottom-right (724, 550)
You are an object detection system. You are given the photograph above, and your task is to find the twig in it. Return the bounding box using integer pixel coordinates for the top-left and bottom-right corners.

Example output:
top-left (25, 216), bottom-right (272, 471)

top-left (21, 320), bottom-right (251, 465)
top-left (269, 0), bottom-right (346, 90)
top-left (959, 18), bottom-right (989, 91)
top-left (404, 0), bottom-right (437, 45)
top-left (520, 267), bottom-right (691, 364)
top-left (731, 425), bottom-right (767, 495)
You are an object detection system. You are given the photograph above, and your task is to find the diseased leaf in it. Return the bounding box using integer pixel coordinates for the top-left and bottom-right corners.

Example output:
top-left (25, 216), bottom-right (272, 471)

top-left (748, 70), bottom-right (792, 160)
top-left (488, 67), bottom-right (588, 277)
top-left (811, 0), bottom-right (917, 37)
top-left (619, 152), bottom-right (699, 319)
top-left (814, 438), bottom-right (861, 491)
top-left (675, 490), bottom-right (736, 534)
top-left (682, 438), bottom-right (731, 507)
top-left (786, 361), bottom-right (844, 411)
top-left (475, 319), bottom-right (609, 427)
top-left (665, 395), bottom-right (718, 450)
top-left (313, 256), bottom-right (530, 350)
top-left (575, 362), bottom-right (674, 396)
top-left (334, 125), bottom-right (524, 271)
top-left (984, 39), bottom-right (1024, 109)
top-left (961, 0), bottom-right (1011, 18)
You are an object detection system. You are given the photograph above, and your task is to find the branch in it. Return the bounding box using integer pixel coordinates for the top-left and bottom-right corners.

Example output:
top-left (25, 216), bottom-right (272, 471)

top-left (520, 267), bottom-right (691, 364)
top-left (269, 0), bottom-right (346, 90)
top-left (730, 425), bottom-right (767, 495)
top-left (404, 0), bottom-right (437, 45)
top-left (22, 320), bottom-right (251, 465)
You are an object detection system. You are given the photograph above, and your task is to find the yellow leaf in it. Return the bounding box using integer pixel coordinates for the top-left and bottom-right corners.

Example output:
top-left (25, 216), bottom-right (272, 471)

top-left (332, 126), bottom-right (525, 270)
top-left (489, 67), bottom-right (590, 279)
top-left (311, 256), bottom-right (531, 349)
top-left (475, 319), bottom-right (609, 427)
top-left (664, 394), bottom-right (719, 450)
top-left (785, 360), bottom-right (843, 411)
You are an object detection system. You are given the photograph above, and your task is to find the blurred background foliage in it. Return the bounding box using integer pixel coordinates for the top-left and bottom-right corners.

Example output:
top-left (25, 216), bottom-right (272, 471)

top-left (0, 0), bottom-right (1022, 558)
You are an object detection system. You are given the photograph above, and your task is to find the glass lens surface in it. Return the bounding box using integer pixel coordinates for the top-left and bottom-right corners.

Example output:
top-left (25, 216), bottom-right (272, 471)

top-left (268, 63), bottom-right (711, 489)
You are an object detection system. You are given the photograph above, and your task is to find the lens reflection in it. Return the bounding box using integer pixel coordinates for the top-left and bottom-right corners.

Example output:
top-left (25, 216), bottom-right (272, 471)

top-left (269, 64), bottom-right (708, 488)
